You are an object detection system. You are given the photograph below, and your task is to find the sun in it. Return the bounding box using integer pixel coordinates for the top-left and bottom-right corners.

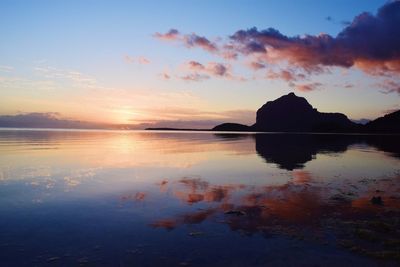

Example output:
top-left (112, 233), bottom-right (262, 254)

top-left (112, 107), bottom-right (143, 125)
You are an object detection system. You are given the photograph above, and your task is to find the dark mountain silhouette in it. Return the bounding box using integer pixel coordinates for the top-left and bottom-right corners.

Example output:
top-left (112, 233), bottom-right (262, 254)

top-left (365, 110), bottom-right (400, 133)
top-left (253, 93), bottom-right (358, 132)
top-left (212, 92), bottom-right (399, 134)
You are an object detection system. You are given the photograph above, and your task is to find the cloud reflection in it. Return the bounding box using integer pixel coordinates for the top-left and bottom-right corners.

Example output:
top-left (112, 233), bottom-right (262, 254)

top-left (150, 173), bottom-right (400, 257)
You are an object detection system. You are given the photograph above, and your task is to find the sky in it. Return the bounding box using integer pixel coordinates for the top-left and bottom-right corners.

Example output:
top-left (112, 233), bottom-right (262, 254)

top-left (0, 0), bottom-right (399, 128)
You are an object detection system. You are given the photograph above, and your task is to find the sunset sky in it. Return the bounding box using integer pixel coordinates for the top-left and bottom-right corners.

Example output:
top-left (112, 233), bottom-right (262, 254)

top-left (1, 0), bottom-right (399, 128)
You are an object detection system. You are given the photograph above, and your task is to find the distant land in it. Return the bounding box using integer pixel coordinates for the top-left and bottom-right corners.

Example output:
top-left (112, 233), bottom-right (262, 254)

top-left (152, 93), bottom-right (400, 134)
top-left (144, 128), bottom-right (208, 131)
top-left (1, 93), bottom-right (399, 133)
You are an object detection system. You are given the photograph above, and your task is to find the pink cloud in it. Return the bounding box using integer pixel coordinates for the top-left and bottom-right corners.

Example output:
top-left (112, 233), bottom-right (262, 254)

top-left (267, 69), bottom-right (306, 82)
top-left (155, 2), bottom-right (400, 93)
top-left (183, 33), bottom-right (218, 52)
top-left (249, 62), bottom-right (266, 70)
top-left (160, 72), bottom-right (171, 80)
top-left (181, 73), bottom-right (210, 82)
top-left (154, 29), bottom-right (218, 53)
top-left (154, 29), bottom-right (180, 41)
top-left (296, 82), bottom-right (322, 92)
top-left (124, 55), bottom-right (150, 65)
top-left (138, 56), bottom-right (150, 64)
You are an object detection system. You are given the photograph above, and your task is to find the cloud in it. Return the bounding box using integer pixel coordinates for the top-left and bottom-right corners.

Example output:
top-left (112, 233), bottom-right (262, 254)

top-left (154, 29), bottom-right (218, 53)
top-left (124, 55), bottom-right (135, 63)
top-left (186, 60), bottom-right (205, 71)
top-left (267, 69), bottom-right (306, 82)
top-left (0, 112), bottom-right (104, 129)
top-left (230, 1), bottom-right (400, 75)
top-left (124, 55), bottom-right (150, 64)
top-left (182, 61), bottom-right (234, 81)
top-left (132, 107), bottom-right (255, 128)
top-left (295, 82), bottom-right (322, 92)
top-left (153, 28), bottom-right (180, 40)
top-left (186, 61), bottom-right (230, 76)
top-left (184, 33), bottom-right (218, 52)
top-left (34, 66), bottom-right (100, 90)
top-left (378, 79), bottom-right (400, 94)
top-left (0, 65), bottom-right (14, 72)
top-left (0, 107), bottom-right (254, 130)
top-left (160, 71), bottom-right (171, 80)
top-left (181, 73), bottom-right (210, 82)
top-left (136, 119), bottom-right (223, 129)
top-left (249, 61), bottom-right (266, 70)
top-left (156, 1), bottom-right (400, 92)
top-left (138, 56), bottom-right (150, 64)
top-left (208, 62), bottom-right (228, 76)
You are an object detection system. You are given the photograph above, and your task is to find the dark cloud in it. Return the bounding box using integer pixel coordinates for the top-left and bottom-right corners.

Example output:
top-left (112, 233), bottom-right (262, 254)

top-left (184, 33), bottom-right (218, 52)
top-left (183, 61), bottom-right (231, 81)
top-left (230, 1), bottom-right (400, 75)
top-left (0, 113), bottom-right (103, 129)
top-left (208, 62), bottom-right (228, 76)
top-left (155, 1), bottom-right (400, 93)
top-left (153, 29), bottom-right (180, 40)
top-left (154, 29), bottom-right (218, 53)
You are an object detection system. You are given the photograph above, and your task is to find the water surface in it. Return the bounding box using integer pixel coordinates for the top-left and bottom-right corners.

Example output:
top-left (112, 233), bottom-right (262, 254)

top-left (0, 129), bottom-right (399, 266)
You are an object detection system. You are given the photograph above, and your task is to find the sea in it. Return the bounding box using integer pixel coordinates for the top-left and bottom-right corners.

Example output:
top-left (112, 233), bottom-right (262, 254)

top-left (0, 128), bottom-right (399, 266)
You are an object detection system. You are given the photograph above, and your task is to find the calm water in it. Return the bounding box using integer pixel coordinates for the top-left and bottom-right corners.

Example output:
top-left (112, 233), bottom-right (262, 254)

top-left (0, 129), bottom-right (399, 266)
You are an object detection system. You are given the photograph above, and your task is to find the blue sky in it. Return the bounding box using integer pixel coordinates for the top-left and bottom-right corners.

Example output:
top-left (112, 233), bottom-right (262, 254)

top-left (0, 0), bottom-right (399, 127)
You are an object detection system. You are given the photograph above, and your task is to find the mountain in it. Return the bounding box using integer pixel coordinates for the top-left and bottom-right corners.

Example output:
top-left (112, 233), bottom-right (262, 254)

top-left (142, 92), bottom-right (399, 134)
top-left (252, 93), bottom-right (359, 132)
top-left (365, 110), bottom-right (400, 133)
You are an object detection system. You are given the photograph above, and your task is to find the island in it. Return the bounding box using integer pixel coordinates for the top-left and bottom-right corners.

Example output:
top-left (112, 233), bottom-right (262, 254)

top-left (147, 92), bottom-right (400, 134)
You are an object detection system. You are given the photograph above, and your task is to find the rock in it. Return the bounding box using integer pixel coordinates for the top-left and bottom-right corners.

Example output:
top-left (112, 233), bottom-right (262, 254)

top-left (253, 92), bottom-right (358, 132)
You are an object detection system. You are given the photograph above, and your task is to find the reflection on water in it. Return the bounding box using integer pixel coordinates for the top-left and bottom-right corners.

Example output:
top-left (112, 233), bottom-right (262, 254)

top-left (0, 129), bottom-right (399, 266)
